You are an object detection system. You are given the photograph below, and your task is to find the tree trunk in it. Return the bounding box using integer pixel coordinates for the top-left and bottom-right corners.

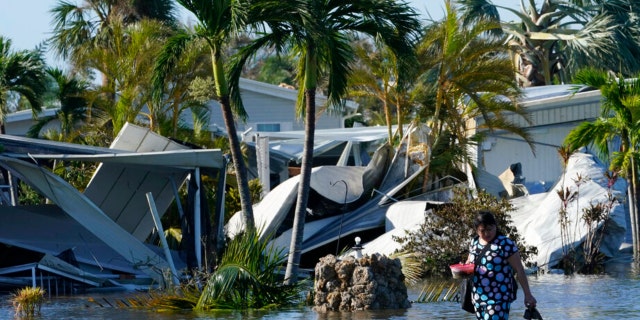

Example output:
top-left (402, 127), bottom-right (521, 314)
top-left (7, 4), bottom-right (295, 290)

top-left (284, 88), bottom-right (316, 285)
top-left (383, 89), bottom-right (393, 145)
top-left (211, 47), bottom-right (254, 233)
top-left (219, 95), bottom-right (255, 232)
top-left (630, 162), bottom-right (640, 261)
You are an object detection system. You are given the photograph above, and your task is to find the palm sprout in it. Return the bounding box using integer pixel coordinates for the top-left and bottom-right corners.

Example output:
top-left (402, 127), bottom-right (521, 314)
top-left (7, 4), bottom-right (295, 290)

top-left (196, 230), bottom-right (304, 310)
top-left (130, 230), bottom-right (305, 312)
top-left (415, 279), bottom-right (459, 303)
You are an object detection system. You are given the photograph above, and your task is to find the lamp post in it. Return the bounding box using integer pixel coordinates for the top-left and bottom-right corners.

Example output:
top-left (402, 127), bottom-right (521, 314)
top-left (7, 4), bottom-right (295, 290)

top-left (353, 236), bottom-right (363, 259)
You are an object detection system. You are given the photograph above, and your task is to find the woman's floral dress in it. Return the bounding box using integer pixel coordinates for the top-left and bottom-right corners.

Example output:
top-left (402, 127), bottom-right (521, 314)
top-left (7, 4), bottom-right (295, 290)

top-left (469, 234), bottom-right (518, 320)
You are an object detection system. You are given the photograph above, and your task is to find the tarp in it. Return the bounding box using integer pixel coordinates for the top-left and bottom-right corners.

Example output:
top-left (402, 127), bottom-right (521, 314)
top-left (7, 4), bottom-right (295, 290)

top-left (509, 152), bottom-right (627, 268)
top-left (227, 123), bottom-right (430, 255)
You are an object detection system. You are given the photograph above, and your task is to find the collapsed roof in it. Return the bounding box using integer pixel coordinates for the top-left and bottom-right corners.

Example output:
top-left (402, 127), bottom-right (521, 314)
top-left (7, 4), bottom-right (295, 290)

top-left (0, 123), bottom-right (223, 285)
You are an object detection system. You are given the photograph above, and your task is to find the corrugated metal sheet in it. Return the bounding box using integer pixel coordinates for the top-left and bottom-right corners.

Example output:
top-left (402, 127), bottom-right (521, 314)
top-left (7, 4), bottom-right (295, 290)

top-left (82, 123), bottom-right (221, 240)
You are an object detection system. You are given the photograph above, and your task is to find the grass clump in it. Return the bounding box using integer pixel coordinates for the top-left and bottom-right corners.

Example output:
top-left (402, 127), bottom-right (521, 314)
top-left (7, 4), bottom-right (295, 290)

top-left (11, 286), bottom-right (45, 318)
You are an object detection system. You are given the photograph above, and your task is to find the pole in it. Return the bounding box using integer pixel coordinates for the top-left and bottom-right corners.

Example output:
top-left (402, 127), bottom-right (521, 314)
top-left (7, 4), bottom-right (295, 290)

top-left (330, 180), bottom-right (348, 256)
top-left (146, 192), bottom-right (180, 286)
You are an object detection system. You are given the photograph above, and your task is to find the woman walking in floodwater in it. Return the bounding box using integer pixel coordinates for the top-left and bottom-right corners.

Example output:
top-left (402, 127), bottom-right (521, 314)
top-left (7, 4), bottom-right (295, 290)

top-left (467, 211), bottom-right (538, 319)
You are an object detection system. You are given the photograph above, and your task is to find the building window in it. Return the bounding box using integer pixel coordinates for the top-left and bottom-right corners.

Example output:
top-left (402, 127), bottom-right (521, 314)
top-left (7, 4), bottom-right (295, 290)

top-left (257, 123), bottom-right (281, 132)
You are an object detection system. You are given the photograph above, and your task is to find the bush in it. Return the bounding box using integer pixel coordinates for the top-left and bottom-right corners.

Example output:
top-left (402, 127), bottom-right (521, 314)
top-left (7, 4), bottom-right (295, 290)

top-left (394, 187), bottom-right (537, 277)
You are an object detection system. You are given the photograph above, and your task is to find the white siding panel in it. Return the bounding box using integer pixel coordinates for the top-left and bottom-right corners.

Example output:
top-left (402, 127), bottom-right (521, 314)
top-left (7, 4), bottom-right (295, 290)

top-left (476, 89), bottom-right (603, 186)
top-left (206, 88), bottom-right (345, 134)
top-left (481, 125), bottom-right (575, 185)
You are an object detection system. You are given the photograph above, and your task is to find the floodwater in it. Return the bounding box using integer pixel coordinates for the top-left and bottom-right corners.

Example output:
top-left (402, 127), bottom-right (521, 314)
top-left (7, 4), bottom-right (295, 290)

top-left (1, 263), bottom-right (639, 320)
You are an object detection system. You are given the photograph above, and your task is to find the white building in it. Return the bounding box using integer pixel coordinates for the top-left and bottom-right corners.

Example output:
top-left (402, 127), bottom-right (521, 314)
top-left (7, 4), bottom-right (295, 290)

top-left (5, 108), bottom-right (57, 136)
top-left (207, 78), bottom-right (358, 135)
top-left (473, 85), bottom-right (602, 189)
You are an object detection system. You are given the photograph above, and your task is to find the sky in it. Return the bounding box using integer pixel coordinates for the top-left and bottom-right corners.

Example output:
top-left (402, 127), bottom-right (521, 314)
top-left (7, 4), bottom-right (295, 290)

top-left (0, 0), bottom-right (514, 68)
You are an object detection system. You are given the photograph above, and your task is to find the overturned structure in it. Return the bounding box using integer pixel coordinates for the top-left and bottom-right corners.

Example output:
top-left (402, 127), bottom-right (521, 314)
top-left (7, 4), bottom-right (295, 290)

top-left (0, 123), bottom-right (224, 291)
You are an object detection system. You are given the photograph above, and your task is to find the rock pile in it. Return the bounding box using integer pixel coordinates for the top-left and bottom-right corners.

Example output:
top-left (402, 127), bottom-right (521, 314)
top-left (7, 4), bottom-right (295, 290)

top-left (313, 253), bottom-right (411, 311)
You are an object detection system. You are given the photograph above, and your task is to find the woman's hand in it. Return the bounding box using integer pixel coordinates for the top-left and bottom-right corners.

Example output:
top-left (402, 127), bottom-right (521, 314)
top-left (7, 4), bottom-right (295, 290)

top-left (524, 295), bottom-right (537, 308)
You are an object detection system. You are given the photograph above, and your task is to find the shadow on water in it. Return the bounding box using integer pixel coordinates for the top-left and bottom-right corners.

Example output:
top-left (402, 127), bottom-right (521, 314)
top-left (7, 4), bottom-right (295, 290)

top-left (1, 262), bottom-right (640, 319)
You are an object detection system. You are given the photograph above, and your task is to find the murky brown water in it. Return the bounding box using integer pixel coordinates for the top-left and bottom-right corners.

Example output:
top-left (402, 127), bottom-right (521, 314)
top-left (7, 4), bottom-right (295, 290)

top-left (1, 263), bottom-right (638, 319)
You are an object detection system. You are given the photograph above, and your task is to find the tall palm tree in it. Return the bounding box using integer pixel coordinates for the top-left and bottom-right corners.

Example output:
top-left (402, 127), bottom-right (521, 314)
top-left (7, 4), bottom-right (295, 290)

top-left (564, 68), bottom-right (640, 260)
top-left (232, 0), bottom-right (421, 283)
top-left (153, 0), bottom-right (257, 233)
top-left (458, 0), bottom-right (640, 86)
top-left (414, 1), bottom-right (533, 184)
top-left (0, 37), bottom-right (48, 134)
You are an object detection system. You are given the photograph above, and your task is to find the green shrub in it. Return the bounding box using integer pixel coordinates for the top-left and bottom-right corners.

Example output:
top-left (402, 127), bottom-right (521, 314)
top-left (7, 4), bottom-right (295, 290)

top-left (394, 187), bottom-right (537, 277)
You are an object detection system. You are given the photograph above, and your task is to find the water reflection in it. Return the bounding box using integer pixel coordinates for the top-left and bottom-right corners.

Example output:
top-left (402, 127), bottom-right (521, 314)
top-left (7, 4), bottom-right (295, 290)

top-left (1, 264), bottom-right (639, 319)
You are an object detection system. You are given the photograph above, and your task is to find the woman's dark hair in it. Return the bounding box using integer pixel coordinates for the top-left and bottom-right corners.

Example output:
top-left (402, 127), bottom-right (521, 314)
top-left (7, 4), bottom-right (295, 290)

top-left (474, 210), bottom-right (497, 229)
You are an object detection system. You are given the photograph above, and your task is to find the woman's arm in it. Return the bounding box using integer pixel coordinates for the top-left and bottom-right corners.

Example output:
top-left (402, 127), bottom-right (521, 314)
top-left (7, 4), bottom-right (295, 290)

top-left (508, 252), bottom-right (537, 307)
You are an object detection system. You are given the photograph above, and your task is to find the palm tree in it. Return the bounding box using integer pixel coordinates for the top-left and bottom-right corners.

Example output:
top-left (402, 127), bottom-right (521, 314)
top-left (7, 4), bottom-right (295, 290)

top-left (49, 0), bottom-right (177, 64)
top-left (75, 18), bottom-right (175, 136)
top-left (348, 40), bottom-right (414, 144)
top-left (413, 1), bottom-right (533, 185)
top-left (564, 68), bottom-right (640, 260)
top-left (231, 0), bottom-right (421, 284)
top-left (148, 39), bottom-right (212, 139)
top-left (0, 37), bottom-right (48, 133)
top-left (153, 0), bottom-right (257, 233)
top-left (26, 67), bottom-right (93, 142)
top-left (458, 0), bottom-right (640, 86)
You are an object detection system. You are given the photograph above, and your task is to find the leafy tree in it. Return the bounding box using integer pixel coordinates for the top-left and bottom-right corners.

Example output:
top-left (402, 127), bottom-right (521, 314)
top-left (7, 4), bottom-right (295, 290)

top-left (564, 68), bottom-right (640, 260)
top-left (253, 55), bottom-right (296, 86)
top-left (458, 0), bottom-right (640, 86)
top-left (49, 0), bottom-right (177, 71)
top-left (0, 37), bottom-right (47, 133)
top-left (394, 187), bottom-right (537, 277)
top-left (145, 37), bottom-right (212, 138)
top-left (49, 1), bottom-right (180, 140)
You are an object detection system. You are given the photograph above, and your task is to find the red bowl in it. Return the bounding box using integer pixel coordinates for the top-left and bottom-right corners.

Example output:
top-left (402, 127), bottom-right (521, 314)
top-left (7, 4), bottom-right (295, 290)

top-left (449, 263), bottom-right (474, 278)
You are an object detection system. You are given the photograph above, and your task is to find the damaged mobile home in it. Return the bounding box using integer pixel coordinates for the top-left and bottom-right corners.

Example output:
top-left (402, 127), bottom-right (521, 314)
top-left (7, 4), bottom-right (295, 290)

top-left (0, 123), bottom-right (225, 292)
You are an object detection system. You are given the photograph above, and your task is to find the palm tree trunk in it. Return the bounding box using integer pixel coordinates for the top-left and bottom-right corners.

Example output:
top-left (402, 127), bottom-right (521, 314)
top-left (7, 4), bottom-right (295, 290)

top-left (630, 162), bottom-right (640, 261)
top-left (284, 88), bottom-right (316, 285)
top-left (211, 48), bottom-right (255, 233)
top-left (395, 100), bottom-right (403, 140)
top-left (383, 94), bottom-right (393, 145)
top-left (219, 95), bottom-right (255, 232)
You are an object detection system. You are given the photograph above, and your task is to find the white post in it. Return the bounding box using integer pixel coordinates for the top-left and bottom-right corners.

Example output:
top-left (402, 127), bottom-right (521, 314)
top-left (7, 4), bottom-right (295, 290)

top-left (146, 192), bottom-right (180, 286)
top-left (337, 141), bottom-right (353, 166)
top-left (31, 266), bottom-right (36, 288)
top-left (194, 168), bottom-right (202, 269)
top-left (256, 134), bottom-right (270, 196)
